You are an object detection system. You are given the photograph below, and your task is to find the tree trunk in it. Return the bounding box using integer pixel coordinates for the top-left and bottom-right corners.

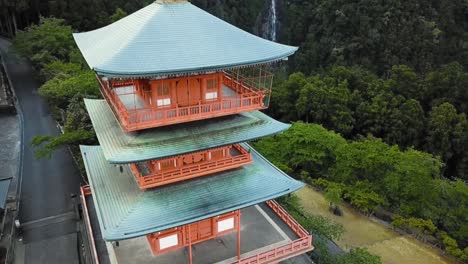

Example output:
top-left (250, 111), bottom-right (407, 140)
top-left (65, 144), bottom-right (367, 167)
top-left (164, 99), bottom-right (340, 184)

top-left (0, 11), bottom-right (6, 35)
top-left (6, 11), bottom-right (14, 37)
top-left (25, 13), bottom-right (30, 27)
top-left (0, 15), bottom-right (4, 35)
top-left (12, 11), bottom-right (17, 35)
top-left (35, 0), bottom-right (41, 17)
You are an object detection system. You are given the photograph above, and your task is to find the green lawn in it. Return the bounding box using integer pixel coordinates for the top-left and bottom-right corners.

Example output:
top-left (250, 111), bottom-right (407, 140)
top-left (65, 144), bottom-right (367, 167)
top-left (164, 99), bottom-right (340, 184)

top-left (296, 186), bottom-right (457, 264)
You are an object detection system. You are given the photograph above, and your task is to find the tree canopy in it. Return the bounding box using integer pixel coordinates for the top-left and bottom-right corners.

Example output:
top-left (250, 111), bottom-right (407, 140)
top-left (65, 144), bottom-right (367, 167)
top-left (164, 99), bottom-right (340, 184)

top-left (254, 122), bottom-right (468, 255)
top-left (6, 1), bottom-right (468, 262)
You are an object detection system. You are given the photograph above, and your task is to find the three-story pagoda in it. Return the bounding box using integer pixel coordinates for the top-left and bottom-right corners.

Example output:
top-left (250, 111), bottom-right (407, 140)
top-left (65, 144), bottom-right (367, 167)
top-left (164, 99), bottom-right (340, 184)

top-left (75, 1), bottom-right (313, 263)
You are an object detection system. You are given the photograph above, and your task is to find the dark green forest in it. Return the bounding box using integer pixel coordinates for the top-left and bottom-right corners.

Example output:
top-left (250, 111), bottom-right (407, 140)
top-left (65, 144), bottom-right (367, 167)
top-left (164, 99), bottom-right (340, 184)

top-left (2, 0), bottom-right (468, 263)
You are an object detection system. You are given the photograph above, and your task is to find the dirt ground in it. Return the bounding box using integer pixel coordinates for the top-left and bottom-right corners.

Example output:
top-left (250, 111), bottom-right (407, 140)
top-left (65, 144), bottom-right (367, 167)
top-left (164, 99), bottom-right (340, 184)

top-left (296, 186), bottom-right (457, 264)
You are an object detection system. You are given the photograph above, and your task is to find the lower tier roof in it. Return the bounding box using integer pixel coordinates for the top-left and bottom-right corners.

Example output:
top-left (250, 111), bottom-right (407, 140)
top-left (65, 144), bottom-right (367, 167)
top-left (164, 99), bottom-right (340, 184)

top-left (81, 144), bottom-right (304, 241)
top-left (85, 99), bottom-right (290, 164)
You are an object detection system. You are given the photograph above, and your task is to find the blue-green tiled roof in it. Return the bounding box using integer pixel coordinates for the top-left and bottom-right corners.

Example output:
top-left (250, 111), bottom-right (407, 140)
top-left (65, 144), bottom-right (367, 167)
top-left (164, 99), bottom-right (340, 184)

top-left (81, 144), bottom-right (304, 241)
top-left (73, 1), bottom-right (298, 77)
top-left (84, 99), bottom-right (291, 164)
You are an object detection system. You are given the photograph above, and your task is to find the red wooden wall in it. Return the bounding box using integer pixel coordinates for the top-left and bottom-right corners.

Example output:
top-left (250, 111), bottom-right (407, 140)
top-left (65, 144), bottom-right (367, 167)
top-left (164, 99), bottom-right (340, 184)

top-left (135, 73), bottom-right (223, 109)
top-left (146, 211), bottom-right (240, 255)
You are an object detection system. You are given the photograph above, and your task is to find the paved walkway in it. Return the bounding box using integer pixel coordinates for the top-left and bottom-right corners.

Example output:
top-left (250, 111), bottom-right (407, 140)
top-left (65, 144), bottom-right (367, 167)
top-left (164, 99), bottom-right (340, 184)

top-left (0, 38), bottom-right (81, 264)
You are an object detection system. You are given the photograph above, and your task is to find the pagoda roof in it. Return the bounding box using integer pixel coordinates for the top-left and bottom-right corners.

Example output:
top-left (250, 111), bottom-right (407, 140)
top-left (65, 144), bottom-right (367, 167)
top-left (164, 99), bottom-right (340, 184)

top-left (84, 99), bottom-right (290, 164)
top-left (80, 144), bottom-right (304, 240)
top-left (72, 1), bottom-right (298, 78)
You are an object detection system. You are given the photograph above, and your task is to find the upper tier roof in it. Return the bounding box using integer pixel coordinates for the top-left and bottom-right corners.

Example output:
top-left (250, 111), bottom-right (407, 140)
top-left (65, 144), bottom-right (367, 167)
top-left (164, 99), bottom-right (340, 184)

top-left (81, 144), bottom-right (304, 240)
top-left (84, 99), bottom-right (290, 164)
top-left (72, 1), bottom-right (298, 77)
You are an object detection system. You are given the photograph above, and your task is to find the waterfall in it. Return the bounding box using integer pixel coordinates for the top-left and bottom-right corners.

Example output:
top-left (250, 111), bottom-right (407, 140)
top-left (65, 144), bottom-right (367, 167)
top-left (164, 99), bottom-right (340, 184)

top-left (268, 0), bottom-right (277, 41)
top-left (262, 0), bottom-right (278, 41)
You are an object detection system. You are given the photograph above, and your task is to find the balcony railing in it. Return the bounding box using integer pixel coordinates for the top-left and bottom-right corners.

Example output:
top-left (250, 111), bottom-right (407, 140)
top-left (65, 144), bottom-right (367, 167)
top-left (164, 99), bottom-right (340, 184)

top-left (232, 200), bottom-right (313, 264)
top-left (80, 186), bottom-right (100, 264)
top-left (235, 237), bottom-right (312, 264)
top-left (130, 144), bottom-right (252, 189)
top-left (266, 200), bottom-right (310, 238)
top-left (123, 93), bottom-right (264, 129)
top-left (97, 66), bottom-right (273, 132)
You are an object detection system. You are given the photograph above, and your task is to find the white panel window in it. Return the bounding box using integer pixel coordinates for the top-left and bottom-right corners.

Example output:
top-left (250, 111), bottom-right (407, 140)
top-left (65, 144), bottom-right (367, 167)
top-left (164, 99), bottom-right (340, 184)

top-left (205, 92), bottom-right (218, 100)
top-left (159, 234), bottom-right (178, 250)
top-left (217, 217), bottom-right (234, 232)
top-left (157, 98), bottom-right (171, 107)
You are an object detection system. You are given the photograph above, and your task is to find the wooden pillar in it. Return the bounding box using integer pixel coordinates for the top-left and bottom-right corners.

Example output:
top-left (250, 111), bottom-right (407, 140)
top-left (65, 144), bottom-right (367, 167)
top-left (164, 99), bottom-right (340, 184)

top-left (237, 211), bottom-right (241, 262)
top-left (188, 224), bottom-right (193, 264)
top-left (218, 73), bottom-right (223, 99)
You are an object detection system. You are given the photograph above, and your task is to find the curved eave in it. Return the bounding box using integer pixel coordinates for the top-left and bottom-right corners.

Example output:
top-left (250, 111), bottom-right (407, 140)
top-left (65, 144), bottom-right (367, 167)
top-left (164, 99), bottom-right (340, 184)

top-left (84, 99), bottom-right (291, 164)
top-left (107, 187), bottom-right (299, 240)
top-left (93, 49), bottom-right (297, 78)
top-left (106, 129), bottom-right (290, 164)
top-left (81, 144), bottom-right (305, 241)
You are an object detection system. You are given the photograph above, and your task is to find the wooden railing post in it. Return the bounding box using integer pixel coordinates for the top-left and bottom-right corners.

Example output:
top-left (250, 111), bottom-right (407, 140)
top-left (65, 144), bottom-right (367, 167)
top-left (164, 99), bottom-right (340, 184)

top-left (188, 224), bottom-right (193, 264)
top-left (237, 211), bottom-right (241, 263)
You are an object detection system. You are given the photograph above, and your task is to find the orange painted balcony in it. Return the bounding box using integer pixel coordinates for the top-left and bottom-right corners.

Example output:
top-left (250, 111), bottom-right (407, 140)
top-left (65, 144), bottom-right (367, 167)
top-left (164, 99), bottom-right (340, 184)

top-left (130, 144), bottom-right (252, 189)
top-left (97, 66), bottom-right (274, 131)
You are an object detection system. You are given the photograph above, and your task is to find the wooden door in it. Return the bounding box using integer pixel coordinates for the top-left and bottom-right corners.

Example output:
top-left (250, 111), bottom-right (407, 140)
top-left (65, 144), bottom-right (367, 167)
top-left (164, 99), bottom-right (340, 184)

top-left (188, 219), bottom-right (213, 243)
top-left (197, 219), bottom-right (213, 240)
top-left (189, 78), bottom-right (201, 105)
top-left (210, 148), bottom-right (226, 161)
top-left (176, 79), bottom-right (189, 107)
top-left (150, 80), bottom-right (173, 108)
top-left (189, 223), bottom-right (199, 241)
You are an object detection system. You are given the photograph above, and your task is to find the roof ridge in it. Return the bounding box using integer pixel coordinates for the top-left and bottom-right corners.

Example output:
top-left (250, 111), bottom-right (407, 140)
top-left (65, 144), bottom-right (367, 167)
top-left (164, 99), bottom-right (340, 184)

top-left (113, 188), bottom-right (146, 229)
top-left (155, 0), bottom-right (188, 3)
top-left (95, 4), bottom-right (161, 69)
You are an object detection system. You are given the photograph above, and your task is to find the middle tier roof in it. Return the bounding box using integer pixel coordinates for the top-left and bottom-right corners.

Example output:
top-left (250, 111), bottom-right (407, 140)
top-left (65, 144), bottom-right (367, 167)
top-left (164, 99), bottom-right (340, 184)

top-left (85, 99), bottom-right (290, 164)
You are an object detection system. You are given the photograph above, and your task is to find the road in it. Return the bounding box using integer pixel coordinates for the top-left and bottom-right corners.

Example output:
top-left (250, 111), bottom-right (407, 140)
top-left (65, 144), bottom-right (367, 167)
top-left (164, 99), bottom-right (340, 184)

top-left (0, 39), bottom-right (81, 263)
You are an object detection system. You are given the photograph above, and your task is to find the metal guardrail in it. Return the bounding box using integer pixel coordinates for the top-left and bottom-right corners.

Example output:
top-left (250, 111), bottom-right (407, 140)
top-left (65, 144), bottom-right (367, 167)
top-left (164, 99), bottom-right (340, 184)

top-left (0, 62), bottom-right (15, 113)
